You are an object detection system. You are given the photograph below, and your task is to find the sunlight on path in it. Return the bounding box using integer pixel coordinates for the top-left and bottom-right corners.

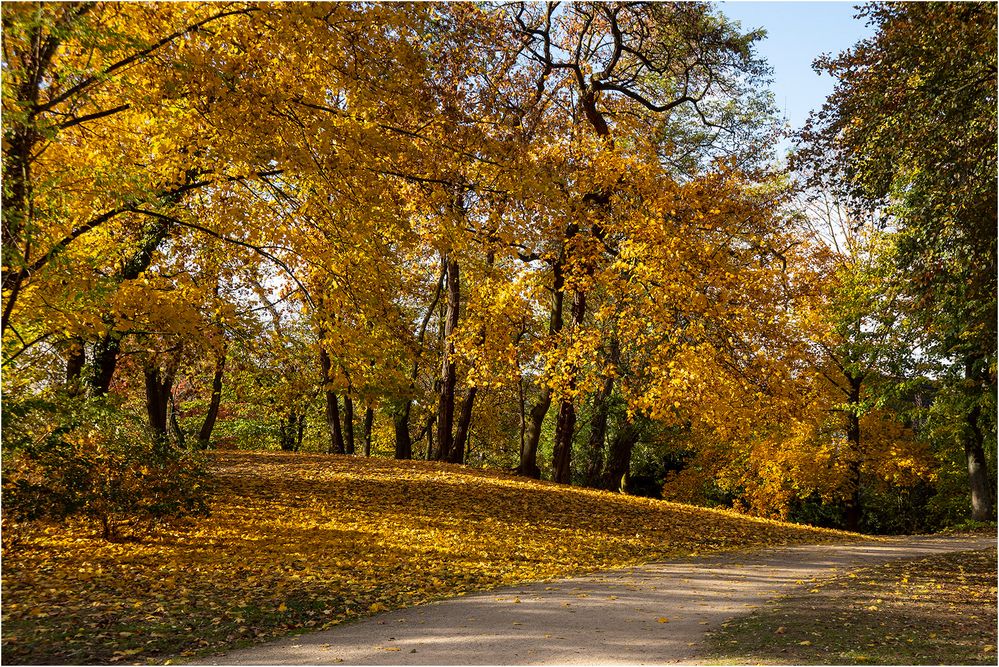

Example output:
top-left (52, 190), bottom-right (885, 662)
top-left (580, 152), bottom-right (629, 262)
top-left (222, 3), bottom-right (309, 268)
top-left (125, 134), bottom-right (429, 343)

top-left (208, 535), bottom-right (994, 665)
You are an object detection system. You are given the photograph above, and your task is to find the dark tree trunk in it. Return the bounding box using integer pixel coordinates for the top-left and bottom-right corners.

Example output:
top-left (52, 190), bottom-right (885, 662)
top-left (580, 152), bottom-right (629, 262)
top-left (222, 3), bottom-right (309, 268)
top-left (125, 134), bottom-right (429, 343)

top-left (87, 334), bottom-right (121, 396)
top-left (517, 257), bottom-right (565, 479)
top-left (343, 394), bottom-right (355, 455)
top-left (320, 350), bottom-right (344, 454)
top-left (450, 387), bottom-right (477, 465)
top-left (843, 376), bottom-right (863, 532)
top-left (65, 338), bottom-right (86, 396)
top-left (169, 393), bottom-right (185, 449)
top-left (1, 123), bottom-right (38, 335)
top-left (83, 223), bottom-right (173, 397)
top-left (362, 407), bottom-right (374, 457)
top-left (552, 400), bottom-right (575, 484)
top-left (601, 420), bottom-right (639, 492)
top-left (325, 391), bottom-right (344, 454)
top-left (437, 256), bottom-right (460, 462)
top-left (296, 413), bottom-right (306, 452)
top-left (552, 287), bottom-right (586, 484)
top-left (279, 412), bottom-right (298, 452)
top-left (519, 391), bottom-right (550, 479)
top-left (964, 359), bottom-right (994, 521)
top-left (197, 349), bottom-right (226, 450)
top-left (584, 374), bottom-right (615, 488)
top-left (415, 411), bottom-right (435, 460)
top-left (394, 401), bottom-right (412, 460)
top-left (144, 366), bottom-right (173, 441)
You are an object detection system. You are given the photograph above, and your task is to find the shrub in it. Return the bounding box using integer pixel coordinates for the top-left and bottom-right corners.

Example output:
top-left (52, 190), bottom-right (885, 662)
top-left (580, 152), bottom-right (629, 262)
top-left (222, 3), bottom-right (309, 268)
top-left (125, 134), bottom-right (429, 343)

top-left (2, 396), bottom-right (209, 543)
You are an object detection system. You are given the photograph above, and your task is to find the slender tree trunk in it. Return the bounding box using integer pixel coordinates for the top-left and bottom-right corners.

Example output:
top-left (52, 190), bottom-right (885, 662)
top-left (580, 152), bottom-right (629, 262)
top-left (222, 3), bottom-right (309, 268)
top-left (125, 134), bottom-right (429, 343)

top-left (437, 256), bottom-right (460, 462)
top-left (584, 374), bottom-right (615, 488)
top-left (362, 407), bottom-right (374, 457)
top-left (296, 413), bottom-right (306, 452)
top-left (964, 359), bottom-right (994, 521)
top-left (517, 258), bottom-right (565, 479)
top-left (320, 350), bottom-right (344, 454)
top-left (326, 392), bottom-right (344, 454)
top-left (415, 411), bottom-right (435, 460)
top-left (552, 287), bottom-right (586, 484)
top-left (601, 420), bottom-right (639, 492)
top-left (197, 350), bottom-right (226, 449)
top-left (394, 401), bottom-right (412, 459)
top-left (843, 377), bottom-right (863, 532)
top-left (83, 223), bottom-right (173, 397)
top-left (86, 334), bottom-right (121, 396)
top-left (520, 391), bottom-right (550, 479)
top-left (144, 366), bottom-right (173, 441)
top-left (426, 419), bottom-right (434, 460)
top-left (343, 394), bottom-right (355, 455)
top-left (451, 387), bottom-right (477, 464)
top-left (279, 411), bottom-right (298, 451)
top-left (169, 392), bottom-right (185, 449)
top-left (65, 338), bottom-right (86, 396)
top-left (1, 125), bottom-right (37, 335)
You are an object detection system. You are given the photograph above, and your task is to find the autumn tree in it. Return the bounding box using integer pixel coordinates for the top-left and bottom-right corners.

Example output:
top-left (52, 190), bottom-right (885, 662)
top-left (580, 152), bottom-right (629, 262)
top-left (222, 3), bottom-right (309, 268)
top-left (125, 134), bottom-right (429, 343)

top-left (798, 1), bottom-right (997, 520)
top-left (507, 1), bottom-right (775, 482)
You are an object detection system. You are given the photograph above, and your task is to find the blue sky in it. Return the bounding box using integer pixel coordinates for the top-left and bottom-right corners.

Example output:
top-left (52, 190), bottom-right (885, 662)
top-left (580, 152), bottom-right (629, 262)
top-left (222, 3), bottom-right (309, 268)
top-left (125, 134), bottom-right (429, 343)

top-left (718, 1), bottom-right (875, 135)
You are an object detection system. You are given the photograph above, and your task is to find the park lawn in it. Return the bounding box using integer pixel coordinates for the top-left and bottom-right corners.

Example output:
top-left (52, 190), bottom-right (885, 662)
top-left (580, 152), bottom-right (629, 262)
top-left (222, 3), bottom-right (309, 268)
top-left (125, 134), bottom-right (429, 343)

top-left (2, 450), bottom-right (857, 664)
top-left (705, 546), bottom-right (998, 665)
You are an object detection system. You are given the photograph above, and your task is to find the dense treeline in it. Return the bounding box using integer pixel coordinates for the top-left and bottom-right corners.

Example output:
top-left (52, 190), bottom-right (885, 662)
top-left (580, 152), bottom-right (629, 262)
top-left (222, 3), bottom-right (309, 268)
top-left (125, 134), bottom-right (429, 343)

top-left (2, 1), bottom-right (995, 537)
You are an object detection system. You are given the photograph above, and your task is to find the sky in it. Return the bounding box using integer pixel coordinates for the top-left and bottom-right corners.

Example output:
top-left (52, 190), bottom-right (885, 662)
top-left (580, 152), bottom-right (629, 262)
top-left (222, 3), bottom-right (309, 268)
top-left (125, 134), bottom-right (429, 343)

top-left (717, 1), bottom-right (876, 137)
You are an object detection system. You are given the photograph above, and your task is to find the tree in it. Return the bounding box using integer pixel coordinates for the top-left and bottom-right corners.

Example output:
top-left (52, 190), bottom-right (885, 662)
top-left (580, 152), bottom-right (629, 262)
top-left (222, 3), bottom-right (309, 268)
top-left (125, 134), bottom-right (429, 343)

top-left (508, 1), bottom-right (773, 482)
top-left (798, 2), bottom-right (997, 520)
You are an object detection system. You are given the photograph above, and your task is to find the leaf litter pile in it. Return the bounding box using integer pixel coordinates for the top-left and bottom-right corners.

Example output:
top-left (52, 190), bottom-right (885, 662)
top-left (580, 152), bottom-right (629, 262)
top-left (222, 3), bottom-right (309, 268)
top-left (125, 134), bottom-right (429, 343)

top-left (3, 451), bottom-right (854, 664)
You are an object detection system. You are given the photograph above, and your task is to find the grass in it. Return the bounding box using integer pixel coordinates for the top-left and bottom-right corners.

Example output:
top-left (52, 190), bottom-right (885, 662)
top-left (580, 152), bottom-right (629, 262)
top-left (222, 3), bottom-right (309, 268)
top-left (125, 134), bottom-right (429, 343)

top-left (704, 547), bottom-right (998, 665)
top-left (1, 451), bottom-right (857, 664)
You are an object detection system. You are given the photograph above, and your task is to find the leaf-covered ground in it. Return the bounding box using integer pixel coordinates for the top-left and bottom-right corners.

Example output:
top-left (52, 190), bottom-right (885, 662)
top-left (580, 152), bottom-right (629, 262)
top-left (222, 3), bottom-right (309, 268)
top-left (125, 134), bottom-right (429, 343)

top-left (3, 451), bottom-right (857, 664)
top-left (705, 546), bottom-right (998, 665)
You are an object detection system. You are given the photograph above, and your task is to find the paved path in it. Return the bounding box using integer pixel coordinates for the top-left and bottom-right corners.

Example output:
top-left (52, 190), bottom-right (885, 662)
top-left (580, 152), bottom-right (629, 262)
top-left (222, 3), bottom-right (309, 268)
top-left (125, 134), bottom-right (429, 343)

top-left (209, 535), bottom-right (995, 665)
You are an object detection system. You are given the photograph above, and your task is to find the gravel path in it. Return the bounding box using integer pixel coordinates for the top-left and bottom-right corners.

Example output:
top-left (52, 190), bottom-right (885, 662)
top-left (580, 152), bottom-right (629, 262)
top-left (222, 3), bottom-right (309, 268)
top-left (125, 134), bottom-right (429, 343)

top-left (208, 535), bottom-right (995, 666)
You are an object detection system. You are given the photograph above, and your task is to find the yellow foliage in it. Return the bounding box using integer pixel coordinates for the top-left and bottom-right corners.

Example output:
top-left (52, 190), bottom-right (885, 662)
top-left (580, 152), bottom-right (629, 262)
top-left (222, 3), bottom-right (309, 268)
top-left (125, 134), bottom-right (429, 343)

top-left (2, 451), bottom-right (857, 663)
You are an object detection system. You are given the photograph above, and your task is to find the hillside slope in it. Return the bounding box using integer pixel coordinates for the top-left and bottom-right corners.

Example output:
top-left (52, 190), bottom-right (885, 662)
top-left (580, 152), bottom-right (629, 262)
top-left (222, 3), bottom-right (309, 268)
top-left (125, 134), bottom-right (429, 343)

top-left (2, 451), bottom-right (859, 664)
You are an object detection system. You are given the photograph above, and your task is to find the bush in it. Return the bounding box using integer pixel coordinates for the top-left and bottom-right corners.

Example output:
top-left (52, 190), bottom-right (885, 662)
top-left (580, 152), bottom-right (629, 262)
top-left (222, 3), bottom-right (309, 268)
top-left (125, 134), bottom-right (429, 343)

top-left (2, 396), bottom-right (209, 543)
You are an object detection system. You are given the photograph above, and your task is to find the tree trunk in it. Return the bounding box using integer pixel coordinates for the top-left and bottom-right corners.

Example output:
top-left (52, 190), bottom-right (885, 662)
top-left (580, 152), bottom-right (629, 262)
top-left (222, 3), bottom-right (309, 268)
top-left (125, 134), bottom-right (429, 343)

top-left (296, 413), bottom-right (306, 452)
top-left (197, 349), bottom-right (226, 450)
top-left (552, 400), bottom-right (575, 484)
top-left (169, 392), bottom-right (185, 449)
top-left (279, 411), bottom-right (298, 451)
top-left (552, 287), bottom-right (586, 484)
top-left (843, 376), bottom-right (863, 532)
top-left (343, 394), bottom-right (355, 455)
top-left (393, 401), bottom-right (412, 460)
top-left (437, 256), bottom-right (460, 462)
top-left (64, 338), bottom-right (86, 396)
top-left (87, 334), bottom-right (121, 396)
top-left (964, 360), bottom-right (994, 521)
top-left (451, 387), bottom-right (477, 464)
top-left (415, 411), bottom-right (435, 460)
top-left (584, 374), bottom-right (615, 488)
top-left (519, 390), bottom-right (550, 479)
top-left (144, 366), bottom-right (173, 441)
top-left (362, 407), bottom-right (374, 457)
top-left (83, 223), bottom-right (174, 397)
top-left (517, 257), bottom-right (565, 479)
top-left (320, 350), bottom-right (344, 454)
top-left (601, 420), bottom-right (639, 492)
